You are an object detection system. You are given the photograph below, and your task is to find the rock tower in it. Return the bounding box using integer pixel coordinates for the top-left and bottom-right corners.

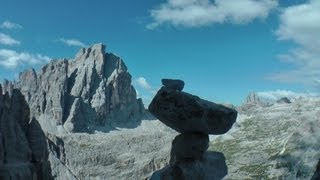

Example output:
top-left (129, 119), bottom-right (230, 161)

top-left (149, 79), bottom-right (237, 180)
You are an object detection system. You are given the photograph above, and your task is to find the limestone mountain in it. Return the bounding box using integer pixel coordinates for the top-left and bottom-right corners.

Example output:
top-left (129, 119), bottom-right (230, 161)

top-left (8, 43), bottom-right (174, 179)
top-left (16, 43), bottom-right (144, 133)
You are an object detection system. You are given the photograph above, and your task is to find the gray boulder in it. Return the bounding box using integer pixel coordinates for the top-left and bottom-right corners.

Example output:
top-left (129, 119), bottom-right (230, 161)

top-left (170, 133), bottom-right (209, 164)
top-left (148, 87), bottom-right (237, 134)
top-left (161, 79), bottom-right (185, 91)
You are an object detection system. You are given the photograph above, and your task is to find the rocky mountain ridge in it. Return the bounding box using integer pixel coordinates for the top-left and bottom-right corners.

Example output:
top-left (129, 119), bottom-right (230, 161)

top-left (210, 94), bottom-right (320, 179)
top-left (1, 43), bottom-right (319, 179)
top-left (16, 43), bottom-right (144, 134)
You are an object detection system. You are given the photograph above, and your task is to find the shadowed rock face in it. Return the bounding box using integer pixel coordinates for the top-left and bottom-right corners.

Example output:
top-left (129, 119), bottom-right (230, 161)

top-left (161, 79), bottom-right (185, 92)
top-left (16, 43), bottom-right (145, 133)
top-left (312, 159), bottom-right (320, 180)
top-left (0, 85), bottom-right (52, 180)
top-left (170, 133), bottom-right (209, 164)
top-left (151, 151), bottom-right (227, 180)
top-left (149, 79), bottom-right (236, 180)
top-left (149, 86), bottom-right (237, 135)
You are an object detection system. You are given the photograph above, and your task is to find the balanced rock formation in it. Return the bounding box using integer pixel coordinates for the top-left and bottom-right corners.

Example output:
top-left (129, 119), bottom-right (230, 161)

top-left (276, 97), bottom-right (291, 104)
top-left (16, 43), bottom-right (144, 133)
top-left (148, 82), bottom-right (237, 135)
top-left (149, 79), bottom-right (237, 180)
top-left (0, 85), bottom-right (52, 180)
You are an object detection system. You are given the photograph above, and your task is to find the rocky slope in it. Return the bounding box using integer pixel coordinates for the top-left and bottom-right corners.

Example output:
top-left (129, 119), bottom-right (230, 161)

top-left (11, 43), bottom-right (176, 179)
top-left (0, 85), bottom-right (52, 179)
top-left (210, 95), bottom-right (320, 179)
top-left (16, 43), bottom-right (144, 134)
top-left (4, 43), bottom-right (319, 179)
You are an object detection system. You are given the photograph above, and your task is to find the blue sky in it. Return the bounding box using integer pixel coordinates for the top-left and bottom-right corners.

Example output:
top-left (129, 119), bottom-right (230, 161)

top-left (0, 0), bottom-right (319, 105)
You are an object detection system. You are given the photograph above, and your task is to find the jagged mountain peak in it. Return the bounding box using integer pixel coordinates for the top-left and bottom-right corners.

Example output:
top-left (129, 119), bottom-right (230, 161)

top-left (16, 43), bottom-right (144, 134)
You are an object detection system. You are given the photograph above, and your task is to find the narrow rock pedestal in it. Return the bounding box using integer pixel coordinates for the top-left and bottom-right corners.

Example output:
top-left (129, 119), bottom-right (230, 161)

top-left (149, 79), bottom-right (237, 180)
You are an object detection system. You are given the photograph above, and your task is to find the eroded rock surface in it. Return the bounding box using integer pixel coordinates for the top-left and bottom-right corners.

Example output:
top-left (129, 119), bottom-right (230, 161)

top-left (149, 86), bottom-right (237, 134)
top-left (161, 79), bottom-right (185, 91)
top-left (16, 43), bottom-right (144, 133)
top-left (170, 133), bottom-right (209, 164)
top-left (149, 79), bottom-right (236, 180)
top-left (0, 86), bottom-right (52, 180)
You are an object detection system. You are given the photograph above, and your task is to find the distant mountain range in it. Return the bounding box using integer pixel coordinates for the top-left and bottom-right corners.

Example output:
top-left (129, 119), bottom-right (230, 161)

top-left (0, 44), bottom-right (319, 179)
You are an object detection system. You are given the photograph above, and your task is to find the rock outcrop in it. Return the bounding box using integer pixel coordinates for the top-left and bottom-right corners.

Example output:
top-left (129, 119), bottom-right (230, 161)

top-left (16, 43), bottom-right (144, 133)
top-left (9, 43), bottom-right (173, 179)
top-left (149, 79), bottom-right (237, 180)
top-left (161, 79), bottom-right (185, 92)
top-left (149, 85), bottom-right (237, 135)
top-left (276, 97), bottom-right (291, 104)
top-left (0, 85), bottom-right (52, 180)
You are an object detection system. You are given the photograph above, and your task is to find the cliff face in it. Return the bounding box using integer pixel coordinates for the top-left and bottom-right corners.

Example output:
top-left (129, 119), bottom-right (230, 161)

top-left (16, 43), bottom-right (144, 133)
top-left (0, 85), bottom-right (52, 180)
top-left (9, 43), bottom-right (172, 179)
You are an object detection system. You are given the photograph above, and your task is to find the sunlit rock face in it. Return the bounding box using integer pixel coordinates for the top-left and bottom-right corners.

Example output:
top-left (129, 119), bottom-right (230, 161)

top-left (16, 43), bottom-right (144, 133)
top-left (11, 44), bottom-right (176, 180)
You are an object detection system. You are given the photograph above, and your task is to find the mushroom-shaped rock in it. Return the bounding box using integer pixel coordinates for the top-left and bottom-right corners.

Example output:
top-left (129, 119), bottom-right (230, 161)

top-left (148, 87), bottom-right (237, 134)
top-left (162, 79), bottom-right (185, 91)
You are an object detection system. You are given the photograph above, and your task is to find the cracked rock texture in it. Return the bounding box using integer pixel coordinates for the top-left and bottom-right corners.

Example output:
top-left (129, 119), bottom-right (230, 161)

top-left (12, 43), bottom-right (176, 179)
top-left (16, 43), bottom-right (144, 133)
top-left (149, 86), bottom-right (237, 134)
top-left (0, 85), bottom-right (52, 180)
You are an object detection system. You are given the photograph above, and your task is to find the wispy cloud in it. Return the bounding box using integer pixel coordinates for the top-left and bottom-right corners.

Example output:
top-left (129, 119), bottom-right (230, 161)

top-left (136, 77), bottom-right (152, 90)
top-left (268, 0), bottom-right (320, 86)
top-left (134, 77), bottom-right (158, 107)
top-left (0, 33), bottom-right (21, 46)
top-left (58, 38), bottom-right (86, 47)
top-left (0, 20), bottom-right (22, 29)
top-left (147, 0), bottom-right (278, 29)
top-left (0, 49), bottom-right (50, 69)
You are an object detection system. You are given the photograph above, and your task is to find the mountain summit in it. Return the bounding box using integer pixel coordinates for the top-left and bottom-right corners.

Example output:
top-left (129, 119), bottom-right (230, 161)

top-left (16, 43), bottom-right (144, 133)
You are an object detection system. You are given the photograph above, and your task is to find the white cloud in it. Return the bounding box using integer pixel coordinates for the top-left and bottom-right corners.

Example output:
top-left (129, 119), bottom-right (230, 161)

top-left (0, 33), bottom-right (20, 46)
top-left (136, 77), bottom-right (152, 90)
top-left (147, 0), bottom-right (278, 29)
top-left (257, 90), bottom-right (317, 101)
top-left (58, 38), bottom-right (86, 47)
top-left (0, 20), bottom-right (22, 29)
top-left (269, 0), bottom-right (320, 85)
top-left (0, 49), bottom-right (50, 69)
